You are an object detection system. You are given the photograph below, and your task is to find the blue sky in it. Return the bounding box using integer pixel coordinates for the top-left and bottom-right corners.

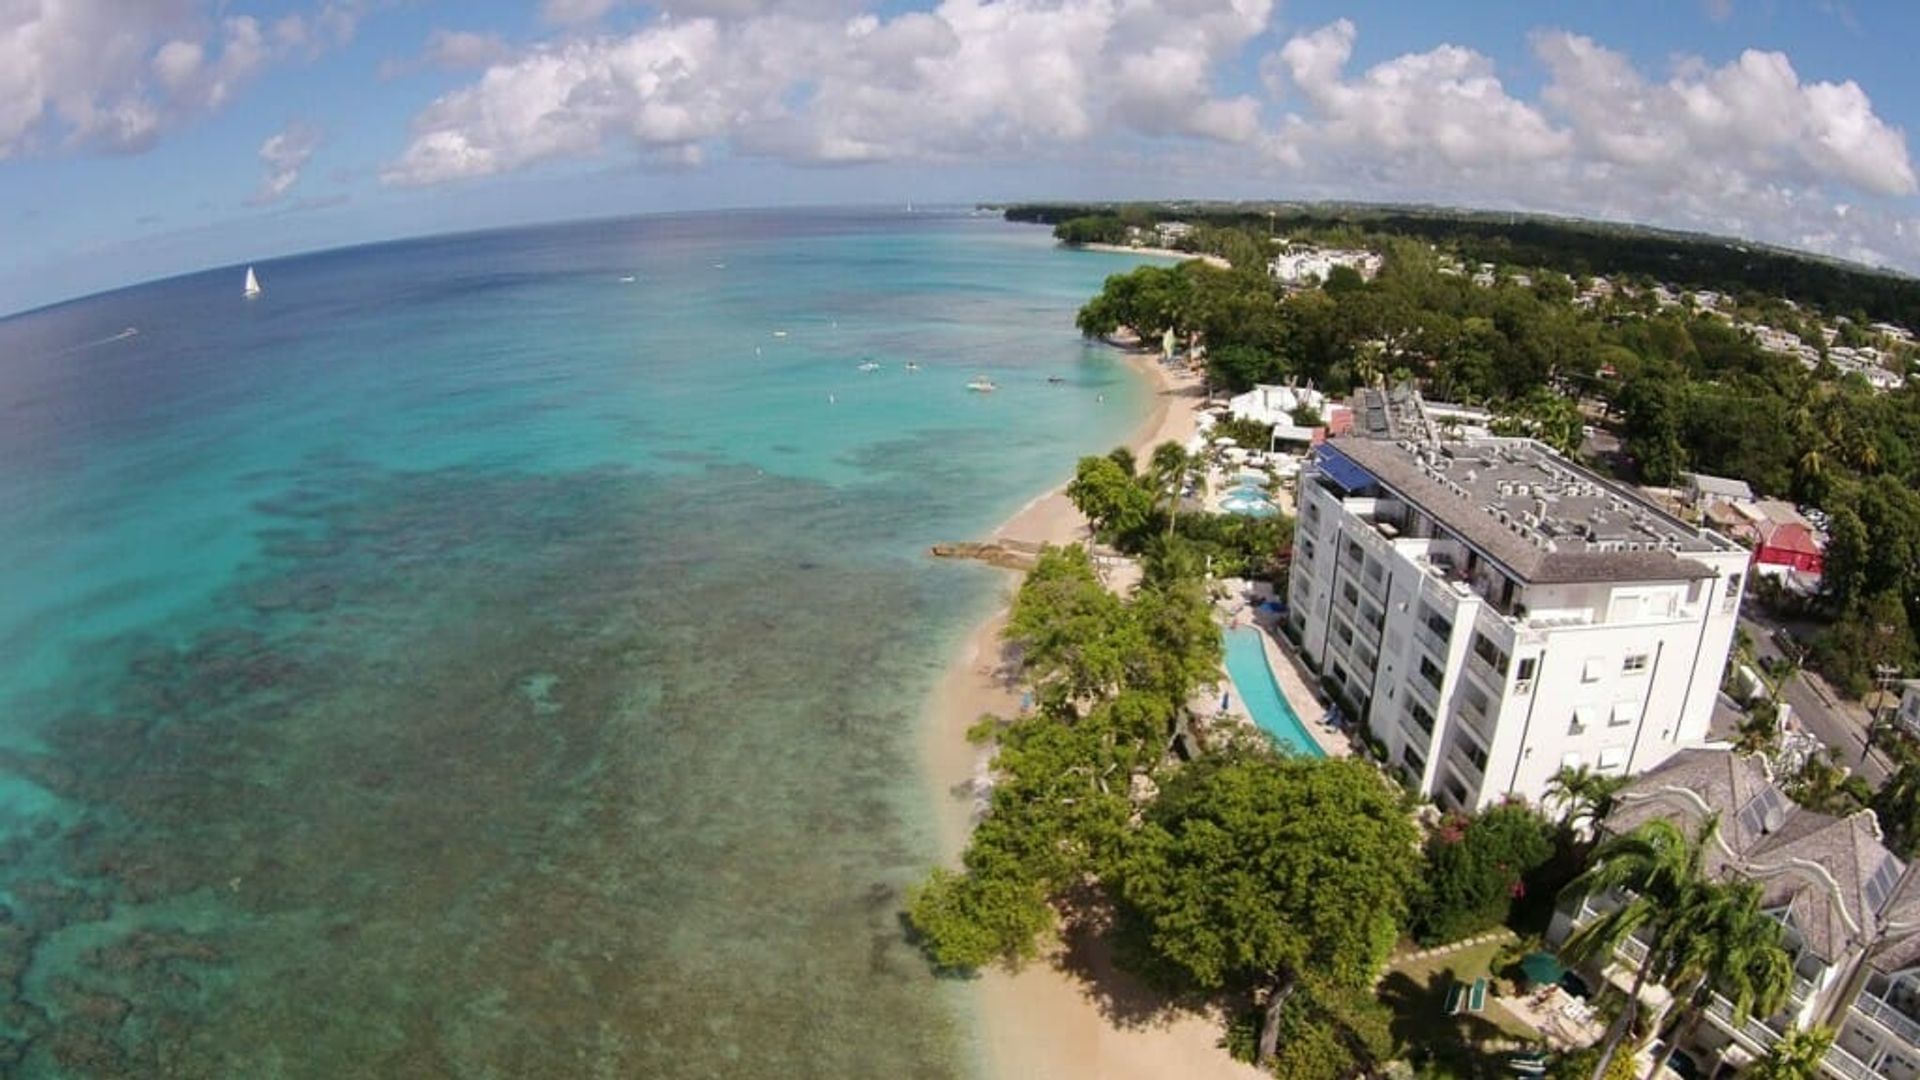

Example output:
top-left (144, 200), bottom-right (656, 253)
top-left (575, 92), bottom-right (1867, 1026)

top-left (3, 0), bottom-right (1918, 315)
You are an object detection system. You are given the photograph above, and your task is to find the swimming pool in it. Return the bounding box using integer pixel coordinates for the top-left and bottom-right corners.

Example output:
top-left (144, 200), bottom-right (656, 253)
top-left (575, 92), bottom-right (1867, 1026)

top-left (1223, 627), bottom-right (1325, 757)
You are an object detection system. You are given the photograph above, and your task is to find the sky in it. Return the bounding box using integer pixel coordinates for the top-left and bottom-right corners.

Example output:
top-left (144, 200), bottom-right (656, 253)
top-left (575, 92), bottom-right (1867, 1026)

top-left (3, 0), bottom-right (1920, 315)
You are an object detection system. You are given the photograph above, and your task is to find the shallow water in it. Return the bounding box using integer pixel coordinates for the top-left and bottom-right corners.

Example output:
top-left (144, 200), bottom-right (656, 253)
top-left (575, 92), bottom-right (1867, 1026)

top-left (0, 210), bottom-right (1163, 1077)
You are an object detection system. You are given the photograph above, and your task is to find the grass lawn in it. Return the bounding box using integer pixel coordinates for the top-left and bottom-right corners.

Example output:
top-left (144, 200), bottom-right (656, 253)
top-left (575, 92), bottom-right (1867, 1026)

top-left (1377, 934), bottom-right (1546, 1079)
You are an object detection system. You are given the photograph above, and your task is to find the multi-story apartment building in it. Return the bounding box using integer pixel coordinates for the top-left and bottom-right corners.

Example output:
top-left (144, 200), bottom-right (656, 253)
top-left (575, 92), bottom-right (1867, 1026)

top-left (1285, 386), bottom-right (1750, 809)
top-left (1550, 748), bottom-right (1919, 1080)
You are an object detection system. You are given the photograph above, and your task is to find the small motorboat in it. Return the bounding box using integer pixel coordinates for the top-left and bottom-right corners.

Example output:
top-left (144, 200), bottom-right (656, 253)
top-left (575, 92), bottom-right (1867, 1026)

top-left (966, 376), bottom-right (997, 393)
top-left (904, 362), bottom-right (920, 372)
top-left (1046, 375), bottom-right (1066, 385)
top-left (858, 361), bottom-right (882, 372)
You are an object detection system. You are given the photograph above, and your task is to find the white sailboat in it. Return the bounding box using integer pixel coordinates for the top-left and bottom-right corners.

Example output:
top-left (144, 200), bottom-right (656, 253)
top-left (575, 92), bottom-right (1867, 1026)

top-left (243, 266), bottom-right (262, 299)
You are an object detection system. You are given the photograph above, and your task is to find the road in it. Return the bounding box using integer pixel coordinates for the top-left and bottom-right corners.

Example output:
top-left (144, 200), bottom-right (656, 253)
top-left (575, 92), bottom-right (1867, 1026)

top-left (1739, 616), bottom-right (1891, 786)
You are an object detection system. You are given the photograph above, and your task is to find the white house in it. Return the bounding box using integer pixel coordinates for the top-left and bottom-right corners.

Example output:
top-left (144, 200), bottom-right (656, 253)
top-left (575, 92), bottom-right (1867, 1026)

top-left (1228, 384), bottom-right (1328, 442)
top-left (1285, 386), bottom-right (1750, 809)
top-left (1269, 247), bottom-right (1382, 286)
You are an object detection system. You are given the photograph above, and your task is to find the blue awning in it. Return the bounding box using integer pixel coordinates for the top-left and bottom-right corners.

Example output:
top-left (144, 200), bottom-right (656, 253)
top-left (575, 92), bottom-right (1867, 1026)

top-left (1314, 445), bottom-right (1379, 495)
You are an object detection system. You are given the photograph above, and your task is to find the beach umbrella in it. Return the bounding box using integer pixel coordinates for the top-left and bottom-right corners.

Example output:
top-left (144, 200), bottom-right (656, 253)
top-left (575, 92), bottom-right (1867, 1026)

top-left (1520, 951), bottom-right (1565, 987)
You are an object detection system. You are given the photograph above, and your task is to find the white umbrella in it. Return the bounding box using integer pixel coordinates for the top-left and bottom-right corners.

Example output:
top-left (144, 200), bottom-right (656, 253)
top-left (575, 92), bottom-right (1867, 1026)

top-left (1212, 436), bottom-right (1237, 446)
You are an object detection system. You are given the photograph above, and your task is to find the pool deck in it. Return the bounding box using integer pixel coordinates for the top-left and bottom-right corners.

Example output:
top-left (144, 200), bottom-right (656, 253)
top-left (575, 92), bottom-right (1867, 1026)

top-left (1216, 602), bottom-right (1352, 759)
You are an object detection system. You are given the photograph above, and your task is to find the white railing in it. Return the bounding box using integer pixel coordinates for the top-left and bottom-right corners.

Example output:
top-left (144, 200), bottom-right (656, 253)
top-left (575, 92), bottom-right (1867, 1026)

top-left (1854, 995), bottom-right (1920, 1050)
top-left (1705, 993), bottom-right (1784, 1052)
top-left (1820, 1043), bottom-right (1885, 1080)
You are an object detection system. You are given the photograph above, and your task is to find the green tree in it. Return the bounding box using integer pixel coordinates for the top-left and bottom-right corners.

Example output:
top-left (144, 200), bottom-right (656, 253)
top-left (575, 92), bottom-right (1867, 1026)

top-left (1873, 762), bottom-right (1920, 857)
top-left (1650, 879), bottom-right (1795, 1068)
top-left (1491, 388), bottom-right (1585, 457)
top-left (1560, 819), bottom-right (1719, 1080)
top-left (1747, 1026), bottom-right (1835, 1080)
top-left (1412, 802), bottom-right (1555, 945)
top-left (1117, 752), bottom-right (1420, 1067)
top-left (1064, 455), bottom-right (1154, 548)
top-left (1543, 765), bottom-right (1626, 838)
top-left (1147, 441), bottom-right (1194, 539)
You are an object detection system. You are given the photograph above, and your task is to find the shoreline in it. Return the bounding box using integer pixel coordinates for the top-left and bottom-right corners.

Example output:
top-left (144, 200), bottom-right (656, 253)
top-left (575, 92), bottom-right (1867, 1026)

top-left (1074, 242), bottom-right (1232, 270)
top-left (920, 351), bottom-right (1266, 1080)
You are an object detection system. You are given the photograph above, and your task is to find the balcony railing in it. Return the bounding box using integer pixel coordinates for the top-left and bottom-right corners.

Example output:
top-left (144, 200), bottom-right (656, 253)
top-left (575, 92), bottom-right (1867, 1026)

top-left (1821, 1043), bottom-right (1884, 1080)
top-left (1705, 992), bottom-right (1785, 1053)
top-left (1414, 621), bottom-right (1452, 663)
top-left (1854, 994), bottom-right (1920, 1050)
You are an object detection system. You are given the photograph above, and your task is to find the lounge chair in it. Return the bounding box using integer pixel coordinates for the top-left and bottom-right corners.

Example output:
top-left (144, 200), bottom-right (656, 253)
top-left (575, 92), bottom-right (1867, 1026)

top-left (1445, 983), bottom-right (1465, 1015)
top-left (1468, 977), bottom-right (1488, 1013)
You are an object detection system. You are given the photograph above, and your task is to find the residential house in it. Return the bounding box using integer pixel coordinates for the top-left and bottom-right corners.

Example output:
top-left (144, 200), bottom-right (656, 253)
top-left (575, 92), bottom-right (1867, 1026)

top-left (1550, 748), bottom-right (1912, 1080)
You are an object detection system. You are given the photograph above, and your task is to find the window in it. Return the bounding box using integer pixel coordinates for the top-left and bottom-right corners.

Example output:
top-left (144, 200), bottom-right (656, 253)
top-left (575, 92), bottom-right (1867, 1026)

top-left (1418, 655), bottom-right (1446, 692)
top-left (1471, 632), bottom-right (1510, 676)
top-left (1421, 605), bottom-right (1453, 641)
top-left (1581, 656), bottom-right (1605, 682)
top-left (1407, 701), bottom-right (1435, 734)
top-left (1516, 657), bottom-right (1538, 682)
top-left (1597, 747), bottom-right (1627, 772)
top-left (1866, 856), bottom-right (1902, 911)
top-left (1723, 573), bottom-right (1743, 614)
top-left (1610, 701), bottom-right (1637, 727)
top-left (1456, 738), bottom-right (1488, 774)
top-left (1342, 581), bottom-right (1360, 606)
top-left (1403, 747), bottom-right (1426, 775)
top-left (1571, 704), bottom-right (1601, 734)
top-left (1335, 618), bottom-right (1354, 646)
top-left (1623, 653), bottom-right (1650, 674)
top-left (1560, 752), bottom-right (1583, 771)
top-left (1305, 502), bottom-right (1321, 527)
top-left (1345, 539), bottom-right (1364, 564)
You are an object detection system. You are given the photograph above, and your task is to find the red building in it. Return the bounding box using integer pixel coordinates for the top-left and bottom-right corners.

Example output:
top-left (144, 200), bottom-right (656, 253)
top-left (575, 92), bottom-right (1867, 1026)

top-left (1752, 521), bottom-right (1824, 576)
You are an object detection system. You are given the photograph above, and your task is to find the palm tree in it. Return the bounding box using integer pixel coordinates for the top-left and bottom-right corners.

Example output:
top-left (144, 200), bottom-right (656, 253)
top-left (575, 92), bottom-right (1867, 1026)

top-left (1746, 1025), bottom-right (1834, 1080)
top-left (1647, 879), bottom-right (1796, 1068)
top-left (1544, 765), bottom-right (1624, 838)
top-left (1560, 818), bottom-right (1720, 1080)
top-left (1148, 442), bottom-right (1193, 539)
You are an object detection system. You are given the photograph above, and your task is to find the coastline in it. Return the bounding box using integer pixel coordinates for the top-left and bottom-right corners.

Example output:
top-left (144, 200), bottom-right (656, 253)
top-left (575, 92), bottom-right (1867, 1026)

top-left (921, 351), bottom-right (1266, 1080)
top-left (1075, 242), bottom-right (1232, 270)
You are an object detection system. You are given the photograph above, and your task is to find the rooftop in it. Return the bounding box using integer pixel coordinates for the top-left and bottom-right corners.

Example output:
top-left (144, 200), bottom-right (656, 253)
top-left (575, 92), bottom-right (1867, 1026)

top-left (1605, 748), bottom-right (1899, 965)
top-left (1322, 426), bottom-right (1739, 585)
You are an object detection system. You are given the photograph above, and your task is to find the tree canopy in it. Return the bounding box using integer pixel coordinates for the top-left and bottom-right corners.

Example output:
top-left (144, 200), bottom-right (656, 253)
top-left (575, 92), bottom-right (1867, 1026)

top-left (1117, 750), bottom-right (1420, 1065)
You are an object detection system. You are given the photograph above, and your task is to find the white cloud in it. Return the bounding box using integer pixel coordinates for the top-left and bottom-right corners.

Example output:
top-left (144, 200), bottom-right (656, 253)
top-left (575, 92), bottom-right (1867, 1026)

top-left (1255, 20), bottom-right (1920, 270)
top-left (541, 0), bottom-right (621, 25)
top-left (384, 0), bottom-right (1273, 185)
top-left (250, 123), bottom-right (322, 204)
top-left (0, 1), bottom-right (359, 159)
top-left (380, 29), bottom-right (513, 79)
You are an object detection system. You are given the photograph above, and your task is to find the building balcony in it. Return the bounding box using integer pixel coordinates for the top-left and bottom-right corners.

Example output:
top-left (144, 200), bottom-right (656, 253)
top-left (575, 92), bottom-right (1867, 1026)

top-left (1414, 621), bottom-right (1452, 663)
top-left (1704, 992), bottom-right (1786, 1054)
top-left (1821, 1043), bottom-right (1887, 1080)
top-left (1852, 994), bottom-right (1920, 1052)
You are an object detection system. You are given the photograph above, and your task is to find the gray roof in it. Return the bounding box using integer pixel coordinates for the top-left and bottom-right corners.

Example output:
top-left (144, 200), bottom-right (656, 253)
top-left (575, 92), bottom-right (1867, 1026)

top-left (1602, 748), bottom-right (1898, 964)
top-left (1687, 473), bottom-right (1756, 502)
top-left (1328, 435), bottom-right (1730, 585)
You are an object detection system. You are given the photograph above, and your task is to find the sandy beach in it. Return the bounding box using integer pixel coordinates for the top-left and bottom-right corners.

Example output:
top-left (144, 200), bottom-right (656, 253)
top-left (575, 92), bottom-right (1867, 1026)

top-left (1077, 242), bottom-right (1232, 270)
top-left (922, 351), bottom-right (1267, 1080)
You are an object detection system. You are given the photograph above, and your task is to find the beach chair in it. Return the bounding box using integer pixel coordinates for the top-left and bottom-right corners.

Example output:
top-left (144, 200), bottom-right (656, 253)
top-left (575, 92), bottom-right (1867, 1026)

top-left (1445, 983), bottom-right (1466, 1015)
top-left (1468, 977), bottom-right (1488, 1013)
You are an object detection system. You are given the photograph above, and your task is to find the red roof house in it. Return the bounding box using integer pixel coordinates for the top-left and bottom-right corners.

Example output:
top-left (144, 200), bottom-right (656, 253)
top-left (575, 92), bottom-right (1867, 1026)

top-left (1753, 521), bottom-right (1824, 576)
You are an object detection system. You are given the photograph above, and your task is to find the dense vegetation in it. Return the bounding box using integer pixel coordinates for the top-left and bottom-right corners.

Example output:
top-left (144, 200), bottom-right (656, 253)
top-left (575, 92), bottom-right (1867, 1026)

top-left (1060, 211), bottom-right (1920, 698)
top-left (1411, 803), bottom-right (1555, 946)
top-left (1064, 442), bottom-right (1292, 579)
top-left (1007, 201), bottom-right (1920, 327)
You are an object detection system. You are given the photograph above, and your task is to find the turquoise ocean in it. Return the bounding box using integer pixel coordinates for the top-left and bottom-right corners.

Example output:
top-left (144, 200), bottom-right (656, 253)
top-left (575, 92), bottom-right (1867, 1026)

top-left (0, 209), bottom-right (1163, 1077)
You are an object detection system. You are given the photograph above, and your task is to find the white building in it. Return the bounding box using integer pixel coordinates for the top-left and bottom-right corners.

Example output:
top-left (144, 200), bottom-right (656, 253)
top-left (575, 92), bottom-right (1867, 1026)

top-left (1285, 386), bottom-right (1750, 810)
top-left (1269, 247), bottom-right (1382, 286)
top-left (1551, 748), bottom-right (1917, 1080)
top-left (1229, 384), bottom-right (1325, 426)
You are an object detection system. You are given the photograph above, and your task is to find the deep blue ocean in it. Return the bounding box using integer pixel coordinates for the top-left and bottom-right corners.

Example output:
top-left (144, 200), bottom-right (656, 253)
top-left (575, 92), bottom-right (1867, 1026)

top-left (0, 209), bottom-right (1163, 1077)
